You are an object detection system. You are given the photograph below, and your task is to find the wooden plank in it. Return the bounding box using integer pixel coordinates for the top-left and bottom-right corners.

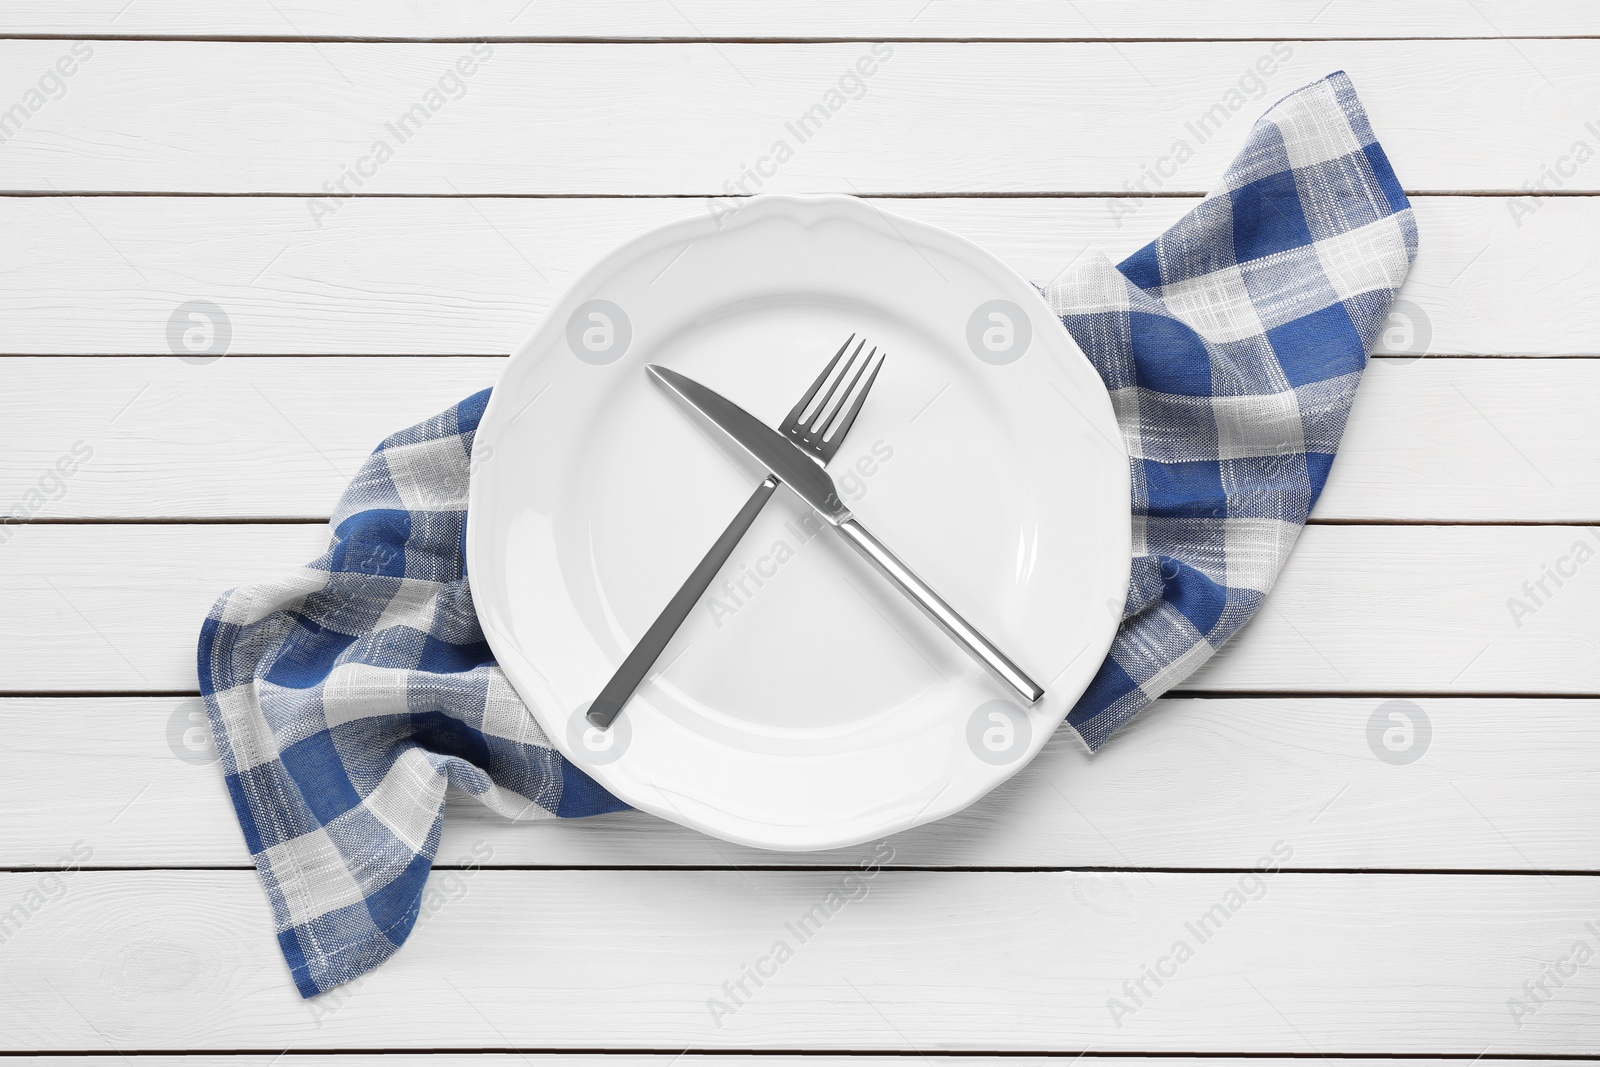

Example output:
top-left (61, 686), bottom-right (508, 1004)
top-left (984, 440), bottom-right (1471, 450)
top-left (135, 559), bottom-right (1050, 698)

top-left (0, 357), bottom-right (504, 518)
top-left (0, 196), bottom-right (1590, 357)
top-left (1325, 358), bottom-right (1600, 521)
top-left (6, 696), bottom-right (1596, 871)
top-left (2, 869), bottom-right (1595, 1050)
top-left (0, 355), bottom-right (1589, 522)
top-left (6, 1), bottom-right (1596, 40)
top-left (0, 41), bottom-right (1596, 193)
top-left (0, 524), bottom-right (1594, 694)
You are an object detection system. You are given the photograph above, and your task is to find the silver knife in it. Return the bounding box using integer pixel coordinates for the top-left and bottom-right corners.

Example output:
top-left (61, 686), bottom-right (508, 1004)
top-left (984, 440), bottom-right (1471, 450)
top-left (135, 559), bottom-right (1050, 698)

top-left (646, 363), bottom-right (1045, 705)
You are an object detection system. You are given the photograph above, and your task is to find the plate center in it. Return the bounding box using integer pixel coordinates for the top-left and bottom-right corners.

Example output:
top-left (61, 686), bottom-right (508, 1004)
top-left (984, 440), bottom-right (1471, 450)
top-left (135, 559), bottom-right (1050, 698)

top-left (564, 303), bottom-right (1019, 736)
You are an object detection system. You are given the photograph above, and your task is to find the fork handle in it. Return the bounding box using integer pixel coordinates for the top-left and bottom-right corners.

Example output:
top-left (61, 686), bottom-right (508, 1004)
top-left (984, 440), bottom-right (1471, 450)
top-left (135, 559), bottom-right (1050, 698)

top-left (835, 518), bottom-right (1044, 704)
top-left (587, 476), bottom-right (780, 729)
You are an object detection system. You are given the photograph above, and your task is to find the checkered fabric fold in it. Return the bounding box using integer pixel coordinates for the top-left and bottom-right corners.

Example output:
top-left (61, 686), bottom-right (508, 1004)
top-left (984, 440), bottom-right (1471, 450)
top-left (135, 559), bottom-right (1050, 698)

top-left (1051, 70), bottom-right (1416, 747)
top-left (197, 70), bottom-right (1415, 998)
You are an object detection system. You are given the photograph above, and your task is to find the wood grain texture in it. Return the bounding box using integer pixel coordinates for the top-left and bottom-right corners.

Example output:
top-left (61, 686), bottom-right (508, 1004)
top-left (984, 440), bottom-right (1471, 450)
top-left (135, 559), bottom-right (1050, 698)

top-left (0, 355), bottom-right (1592, 521)
top-left (0, 524), bottom-right (1593, 694)
top-left (0, 41), bottom-right (1596, 193)
top-left (1, 195), bottom-right (1590, 356)
top-left (8, 1), bottom-right (1599, 39)
top-left (5, 11), bottom-right (1598, 1056)
top-left (2, 869), bottom-right (1597, 1051)
top-left (5, 696), bottom-right (1595, 871)
top-left (0, 357), bottom-right (503, 518)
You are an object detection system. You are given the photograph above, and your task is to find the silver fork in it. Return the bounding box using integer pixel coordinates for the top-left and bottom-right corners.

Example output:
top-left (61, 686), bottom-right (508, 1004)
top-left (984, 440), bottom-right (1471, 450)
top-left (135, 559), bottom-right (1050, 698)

top-left (587, 336), bottom-right (885, 729)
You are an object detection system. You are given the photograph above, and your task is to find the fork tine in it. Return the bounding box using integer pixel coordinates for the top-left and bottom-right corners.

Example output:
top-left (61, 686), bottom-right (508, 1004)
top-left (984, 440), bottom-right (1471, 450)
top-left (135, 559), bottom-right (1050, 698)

top-left (804, 337), bottom-right (866, 430)
top-left (815, 350), bottom-right (884, 463)
top-left (783, 334), bottom-right (853, 430)
top-left (815, 345), bottom-right (877, 441)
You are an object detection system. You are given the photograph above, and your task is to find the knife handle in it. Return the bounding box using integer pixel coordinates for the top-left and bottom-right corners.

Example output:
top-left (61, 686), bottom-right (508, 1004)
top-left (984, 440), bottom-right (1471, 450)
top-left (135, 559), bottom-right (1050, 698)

top-left (588, 475), bottom-right (780, 729)
top-left (835, 518), bottom-right (1045, 704)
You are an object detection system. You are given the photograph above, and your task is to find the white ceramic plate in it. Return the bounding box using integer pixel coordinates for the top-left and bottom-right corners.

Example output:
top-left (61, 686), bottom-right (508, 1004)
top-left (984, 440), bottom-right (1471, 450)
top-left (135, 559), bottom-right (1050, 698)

top-left (468, 194), bottom-right (1129, 851)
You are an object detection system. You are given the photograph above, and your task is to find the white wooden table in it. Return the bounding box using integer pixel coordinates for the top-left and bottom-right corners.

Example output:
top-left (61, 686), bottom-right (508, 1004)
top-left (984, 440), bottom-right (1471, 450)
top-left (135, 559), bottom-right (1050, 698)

top-left (3, 2), bottom-right (1599, 1059)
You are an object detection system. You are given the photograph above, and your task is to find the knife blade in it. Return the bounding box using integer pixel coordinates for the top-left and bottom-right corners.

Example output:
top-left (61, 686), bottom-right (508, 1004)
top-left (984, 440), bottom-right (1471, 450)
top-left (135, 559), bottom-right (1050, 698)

top-left (646, 364), bottom-right (1044, 704)
top-left (647, 365), bottom-right (851, 525)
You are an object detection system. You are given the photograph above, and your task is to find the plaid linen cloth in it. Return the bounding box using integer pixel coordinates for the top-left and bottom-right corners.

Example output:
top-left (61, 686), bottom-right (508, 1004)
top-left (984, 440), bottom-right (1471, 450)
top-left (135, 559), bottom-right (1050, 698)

top-left (1053, 70), bottom-right (1416, 747)
top-left (197, 71), bottom-right (1415, 998)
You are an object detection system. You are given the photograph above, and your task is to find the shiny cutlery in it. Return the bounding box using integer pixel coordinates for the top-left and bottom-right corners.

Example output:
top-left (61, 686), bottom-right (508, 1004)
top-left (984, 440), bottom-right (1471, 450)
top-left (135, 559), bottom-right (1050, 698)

top-left (587, 337), bottom-right (885, 729)
top-left (641, 363), bottom-right (1045, 711)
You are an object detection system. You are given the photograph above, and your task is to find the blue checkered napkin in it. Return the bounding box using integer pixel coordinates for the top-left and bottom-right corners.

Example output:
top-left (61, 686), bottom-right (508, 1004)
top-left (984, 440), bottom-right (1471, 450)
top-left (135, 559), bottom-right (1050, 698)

top-left (197, 70), bottom-right (1413, 998)
top-left (1048, 71), bottom-right (1416, 748)
top-left (197, 394), bottom-right (628, 998)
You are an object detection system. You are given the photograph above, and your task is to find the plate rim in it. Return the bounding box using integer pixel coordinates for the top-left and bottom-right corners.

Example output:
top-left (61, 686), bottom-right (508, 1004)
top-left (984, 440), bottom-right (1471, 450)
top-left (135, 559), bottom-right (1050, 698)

top-left (467, 191), bottom-right (1130, 851)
